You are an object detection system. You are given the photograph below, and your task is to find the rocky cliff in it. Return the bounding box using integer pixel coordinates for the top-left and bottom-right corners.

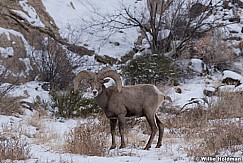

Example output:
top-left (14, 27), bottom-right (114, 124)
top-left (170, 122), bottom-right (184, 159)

top-left (0, 0), bottom-right (93, 83)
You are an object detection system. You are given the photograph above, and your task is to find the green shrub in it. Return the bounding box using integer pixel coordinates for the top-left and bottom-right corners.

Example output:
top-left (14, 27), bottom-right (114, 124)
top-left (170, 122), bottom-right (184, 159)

top-left (121, 53), bottom-right (179, 85)
top-left (51, 90), bottom-right (101, 118)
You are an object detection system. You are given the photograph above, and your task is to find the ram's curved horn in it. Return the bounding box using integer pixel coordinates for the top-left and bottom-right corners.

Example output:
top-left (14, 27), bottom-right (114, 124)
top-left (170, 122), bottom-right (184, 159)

top-left (98, 69), bottom-right (122, 92)
top-left (73, 70), bottom-right (95, 91)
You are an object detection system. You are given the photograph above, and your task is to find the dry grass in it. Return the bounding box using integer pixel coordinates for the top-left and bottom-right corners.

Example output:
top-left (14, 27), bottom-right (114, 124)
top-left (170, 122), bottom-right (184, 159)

top-left (186, 121), bottom-right (243, 156)
top-left (163, 90), bottom-right (243, 157)
top-left (181, 94), bottom-right (243, 153)
top-left (208, 91), bottom-right (243, 119)
top-left (64, 116), bottom-right (109, 156)
top-left (28, 113), bottom-right (43, 129)
top-left (32, 123), bottom-right (60, 148)
top-left (0, 96), bottom-right (24, 116)
top-left (0, 138), bottom-right (30, 161)
top-left (124, 118), bottom-right (153, 148)
top-left (164, 107), bottom-right (209, 129)
top-left (64, 116), bottom-right (151, 156)
top-left (0, 123), bottom-right (30, 162)
top-left (193, 29), bottom-right (235, 65)
top-left (28, 113), bottom-right (61, 151)
top-left (63, 115), bottom-right (153, 156)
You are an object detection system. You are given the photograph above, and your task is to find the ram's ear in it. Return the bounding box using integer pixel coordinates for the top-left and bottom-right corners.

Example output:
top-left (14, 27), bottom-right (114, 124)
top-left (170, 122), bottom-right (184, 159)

top-left (103, 78), bottom-right (110, 83)
top-left (98, 69), bottom-right (122, 92)
top-left (98, 78), bottom-right (110, 84)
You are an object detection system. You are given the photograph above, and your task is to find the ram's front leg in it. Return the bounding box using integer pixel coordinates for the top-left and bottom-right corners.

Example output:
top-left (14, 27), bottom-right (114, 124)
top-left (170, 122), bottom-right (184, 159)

top-left (110, 119), bottom-right (117, 149)
top-left (118, 114), bottom-right (126, 149)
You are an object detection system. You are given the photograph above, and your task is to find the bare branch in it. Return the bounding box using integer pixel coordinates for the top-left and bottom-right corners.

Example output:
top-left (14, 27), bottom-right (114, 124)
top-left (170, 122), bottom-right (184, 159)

top-left (79, 0), bottom-right (229, 55)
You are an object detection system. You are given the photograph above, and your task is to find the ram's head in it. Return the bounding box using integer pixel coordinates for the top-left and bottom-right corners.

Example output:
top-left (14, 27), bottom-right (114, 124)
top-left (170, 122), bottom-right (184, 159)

top-left (73, 69), bottom-right (122, 97)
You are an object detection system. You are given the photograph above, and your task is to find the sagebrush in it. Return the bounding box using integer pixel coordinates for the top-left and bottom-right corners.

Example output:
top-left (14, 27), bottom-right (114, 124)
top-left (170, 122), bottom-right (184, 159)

top-left (64, 117), bottom-right (109, 156)
top-left (164, 90), bottom-right (243, 157)
top-left (0, 138), bottom-right (30, 161)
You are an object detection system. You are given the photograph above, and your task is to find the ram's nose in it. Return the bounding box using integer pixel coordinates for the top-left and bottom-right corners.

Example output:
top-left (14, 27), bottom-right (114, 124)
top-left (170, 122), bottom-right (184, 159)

top-left (92, 90), bottom-right (98, 97)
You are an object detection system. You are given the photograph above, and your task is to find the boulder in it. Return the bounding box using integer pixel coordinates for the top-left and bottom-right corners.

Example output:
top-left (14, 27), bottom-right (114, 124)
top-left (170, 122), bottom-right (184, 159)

top-left (222, 70), bottom-right (243, 87)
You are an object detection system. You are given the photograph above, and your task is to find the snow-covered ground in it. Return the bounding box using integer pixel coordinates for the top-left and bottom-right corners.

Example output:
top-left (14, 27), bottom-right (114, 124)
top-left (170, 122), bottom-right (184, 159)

top-left (1, 71), bottom-right (243, 162)
top-left (0, 79), bottom-right (190, 162)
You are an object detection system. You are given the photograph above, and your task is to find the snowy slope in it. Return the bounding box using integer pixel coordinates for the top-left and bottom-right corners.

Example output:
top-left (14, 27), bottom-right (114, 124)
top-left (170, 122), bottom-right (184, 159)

top-left (12, 0), bottom-right (45, 27)
top-left (42, 0), bottom-right (243, 59)
top-left (42, 0), bottom-right (145, 59)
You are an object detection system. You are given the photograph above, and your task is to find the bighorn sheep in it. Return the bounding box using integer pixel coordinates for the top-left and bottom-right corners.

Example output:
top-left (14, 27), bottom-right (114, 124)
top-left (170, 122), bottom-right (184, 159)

top-left (73, 69), bottom-right (165, 150)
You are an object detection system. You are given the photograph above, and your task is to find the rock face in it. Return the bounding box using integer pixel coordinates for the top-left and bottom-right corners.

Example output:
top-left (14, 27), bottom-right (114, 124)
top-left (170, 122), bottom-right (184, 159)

top-left (0, 0), bottom-right (58, 83)
top-left (0, 0), bottom-right (93, 83)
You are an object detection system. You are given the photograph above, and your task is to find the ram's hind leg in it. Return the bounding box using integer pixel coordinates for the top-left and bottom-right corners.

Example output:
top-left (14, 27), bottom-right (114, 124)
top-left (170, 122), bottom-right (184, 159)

top-left (144, 114), bottom-right (158, 150)
top-left (117, 114), bottom-right (126, 149)
top-left (155, 114), bottom-right (164, 148)
top-left (110, 119), bottom-right (117, 149)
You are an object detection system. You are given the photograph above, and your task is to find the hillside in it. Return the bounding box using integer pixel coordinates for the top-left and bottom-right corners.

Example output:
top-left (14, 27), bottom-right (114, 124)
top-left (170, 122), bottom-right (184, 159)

top-left (0, 0), bottom-right (243, 162)
top-left (0, 0), bottom-right (94, 83)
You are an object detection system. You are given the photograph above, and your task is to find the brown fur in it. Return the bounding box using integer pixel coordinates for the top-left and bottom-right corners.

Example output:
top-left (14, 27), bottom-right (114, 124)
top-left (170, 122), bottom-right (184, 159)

top-left (74, 70), bottom-right (165, 150)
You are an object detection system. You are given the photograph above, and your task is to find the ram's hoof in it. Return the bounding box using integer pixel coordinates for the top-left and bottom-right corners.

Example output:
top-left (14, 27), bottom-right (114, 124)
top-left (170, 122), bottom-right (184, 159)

top-left (143, 145), bottom-right (151, 150)
top-left (110, 145), bottom-right (116, 150)
top-left (119, 145), bottom-right (125, 149)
